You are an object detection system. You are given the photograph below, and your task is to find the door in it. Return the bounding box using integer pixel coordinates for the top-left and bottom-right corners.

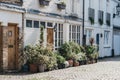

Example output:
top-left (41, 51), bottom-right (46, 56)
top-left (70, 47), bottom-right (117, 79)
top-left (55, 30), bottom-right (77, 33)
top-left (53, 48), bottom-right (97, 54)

top-left (8, 25), bottom-right (18, 70)
top-left (0, 26), bottom-right (3, 69)
top-left (114, 35), bottom-right (120, 56)
top-left (47, 28), bottom-right (54, 45)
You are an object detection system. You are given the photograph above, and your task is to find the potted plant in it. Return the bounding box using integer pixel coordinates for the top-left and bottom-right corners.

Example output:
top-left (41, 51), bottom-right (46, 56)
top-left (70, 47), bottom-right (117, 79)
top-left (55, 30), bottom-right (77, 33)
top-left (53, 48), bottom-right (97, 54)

top-left (77, 52), bottom-right (87, 65)
top-left (24, 45), bottom-right (38, 73)
top-left (57, 2), bottom-right (66, 9)
top-left (56, 55), bottom-right (65, 69)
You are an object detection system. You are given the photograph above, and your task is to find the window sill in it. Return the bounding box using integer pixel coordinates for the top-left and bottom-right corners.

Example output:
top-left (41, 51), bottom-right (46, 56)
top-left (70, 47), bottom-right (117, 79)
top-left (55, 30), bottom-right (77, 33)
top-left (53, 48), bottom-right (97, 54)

top-left (103, 45), bottom-right (111, 48)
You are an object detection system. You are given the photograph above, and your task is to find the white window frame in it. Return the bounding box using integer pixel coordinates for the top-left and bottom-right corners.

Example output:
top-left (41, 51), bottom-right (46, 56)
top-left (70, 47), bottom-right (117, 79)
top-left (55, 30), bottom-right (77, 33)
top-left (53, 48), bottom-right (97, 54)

top-left (85, 29), bottom-right (92, 45)
top-left (104, 31), bottom-right (110, 46)
top-left (69, 24), bottom-right (81, 44)
top-left (55, 23), bottom-right (63, 50)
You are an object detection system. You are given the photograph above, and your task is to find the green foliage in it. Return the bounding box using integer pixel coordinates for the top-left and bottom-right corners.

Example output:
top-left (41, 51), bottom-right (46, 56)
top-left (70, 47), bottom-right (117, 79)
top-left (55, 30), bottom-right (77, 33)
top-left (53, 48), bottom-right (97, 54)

top-left (40, 25), bottom-right (44, 45)
top-left (24, 45), bottom-right (38, 64)
top-left (56, 54), bottom-right (65, 64)
top-left (84, 45), bottom-right (98, 59)
top-left (77, 52), bottom-right (87, 61)
top-left (59, 42), bottom-right (81, 60)
top-left (89, 17), bottom-right (94, 25)
top-left (98, 19), bottom-right (103, 25)
top-left (69, 42), bottom-right (81, 54)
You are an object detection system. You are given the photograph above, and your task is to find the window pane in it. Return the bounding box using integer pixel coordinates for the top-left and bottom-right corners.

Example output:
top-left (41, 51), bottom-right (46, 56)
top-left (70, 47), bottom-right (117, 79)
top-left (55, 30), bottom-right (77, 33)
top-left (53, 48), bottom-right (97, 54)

top-left (34, 21), bottom-right (39, 28)
top-left (40, 22), bottom-right (45, 28)
top-left (47, 22), bottom-right (53, 27)
top-left (26, 20), bottom-right (32, 28)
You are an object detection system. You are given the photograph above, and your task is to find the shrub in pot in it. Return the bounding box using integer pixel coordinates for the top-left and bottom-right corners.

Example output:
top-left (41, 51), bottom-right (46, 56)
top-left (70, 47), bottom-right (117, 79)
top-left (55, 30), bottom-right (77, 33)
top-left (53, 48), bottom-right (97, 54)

top-left (24, 45), bottom-right (38, 73)
top-left (77, 52), bottom-right (87, 65)
top-left (56, 55), bottom-right (65, 69)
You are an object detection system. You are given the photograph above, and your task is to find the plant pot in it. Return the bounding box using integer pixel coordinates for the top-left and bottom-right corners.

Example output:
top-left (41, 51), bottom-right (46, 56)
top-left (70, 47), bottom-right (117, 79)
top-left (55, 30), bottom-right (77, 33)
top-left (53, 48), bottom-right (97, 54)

top-left (79, 60), bottom-right (87, 65)
top-left (93, 59), bottom-right (98, 63)
top-left (58, 63), bottom-right (65, 69)
top-left (29, 64), bottom-right (38, 73)
top-left (22, 64), bottom-right (29, 72)
top-left (38, 64), bottom-right (45, 72)
top-left (64, 61), bottom-right (69, 68)
top-left (67, 60), bottom-right (73, 67)
top-left (73, 61), bottom-right (79, 67)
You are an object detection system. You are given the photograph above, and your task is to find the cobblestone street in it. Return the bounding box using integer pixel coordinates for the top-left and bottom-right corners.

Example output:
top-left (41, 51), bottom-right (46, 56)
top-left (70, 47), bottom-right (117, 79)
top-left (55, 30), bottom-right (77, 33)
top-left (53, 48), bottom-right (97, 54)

top-left (1, 57), bottom-right (120, 80)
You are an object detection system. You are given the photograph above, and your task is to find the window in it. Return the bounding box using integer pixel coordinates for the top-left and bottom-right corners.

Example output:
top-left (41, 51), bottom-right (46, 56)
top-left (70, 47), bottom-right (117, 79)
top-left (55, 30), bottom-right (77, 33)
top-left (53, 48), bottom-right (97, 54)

top-left (40, 21), bottom-right (46, 28)
top-left (47, 22), bottom-right (53, 27)
top-left (69, 25), bottom-right (81, 44)
top-left (104, 31), bottom-right (109, 45)
top-left (34, 21), bottom-right (39, 28)
top-left (98, 10), bottom-right (104, 24)
top-left (85, 29), bottom-right (92, 45)
top-left (55, 23), bottom-right (63, 50)
top-left (26, 20), bottom-right (32, 28)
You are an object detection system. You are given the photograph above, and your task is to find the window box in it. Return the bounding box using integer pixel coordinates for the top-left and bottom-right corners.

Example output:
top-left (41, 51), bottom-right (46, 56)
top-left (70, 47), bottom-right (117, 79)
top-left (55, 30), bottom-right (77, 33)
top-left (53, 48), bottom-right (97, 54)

top-left (57, 2), bottom-right (66, 10)
top-left (69, 13), bottom-right (78, 18)
top-left (39, 0), bottom-right (50, 6)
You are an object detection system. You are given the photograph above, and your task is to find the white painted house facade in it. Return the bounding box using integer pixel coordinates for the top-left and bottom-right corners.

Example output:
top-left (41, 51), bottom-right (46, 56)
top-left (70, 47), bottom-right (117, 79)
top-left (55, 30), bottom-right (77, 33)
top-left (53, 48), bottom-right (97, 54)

top-left (82, 0), bottom-right (113, 57)
top-left (23, 0), bottom-right (83, 50)
top-left (112, 0), bottom-right (120, 56)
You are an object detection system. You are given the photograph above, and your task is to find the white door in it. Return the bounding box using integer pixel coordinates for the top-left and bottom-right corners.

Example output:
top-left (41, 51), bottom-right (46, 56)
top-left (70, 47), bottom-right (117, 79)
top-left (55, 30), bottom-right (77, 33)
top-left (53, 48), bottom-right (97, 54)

top-left (114, 35), bottom-right (120, 56)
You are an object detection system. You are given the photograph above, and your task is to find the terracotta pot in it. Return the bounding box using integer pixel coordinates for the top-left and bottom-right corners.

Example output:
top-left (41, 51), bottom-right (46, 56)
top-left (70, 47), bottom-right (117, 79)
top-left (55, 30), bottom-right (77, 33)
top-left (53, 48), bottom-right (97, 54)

top-left (67, 60), bottom-right (73, 67)
top-left (73, 61), bottom-right (79, 67)
top-left (29, 64), bottom-right (38, 73)
top-left (38, 64), bottom-right (45, 72)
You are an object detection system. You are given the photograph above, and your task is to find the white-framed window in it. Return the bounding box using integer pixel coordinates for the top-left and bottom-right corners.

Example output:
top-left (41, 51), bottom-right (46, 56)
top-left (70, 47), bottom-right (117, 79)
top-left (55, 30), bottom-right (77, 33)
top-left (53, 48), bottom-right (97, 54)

top-left (55, 23), bottom-right (63, 50)
top-left (26, 20), bottom-right (32, 28)
top-left (69, 25), bottom-right (81, 44)
top-left (85, 29), bottom-right (92, 45)
top-left (34, 21), bottom-right (39, 28)
top-left (104, 31), bottom-right (110, 45)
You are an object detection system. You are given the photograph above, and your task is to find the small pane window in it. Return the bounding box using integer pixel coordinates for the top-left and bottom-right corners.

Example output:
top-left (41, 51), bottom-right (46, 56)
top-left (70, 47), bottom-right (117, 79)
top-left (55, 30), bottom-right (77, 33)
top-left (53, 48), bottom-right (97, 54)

top-left (47, 22), bottom-right (53, 27)
top-left (26, 20), bottom-right (32, 28)
top-left (34, 21), bottom-right (39, 28)
top-left (40, 22), bottom-right (45, 28)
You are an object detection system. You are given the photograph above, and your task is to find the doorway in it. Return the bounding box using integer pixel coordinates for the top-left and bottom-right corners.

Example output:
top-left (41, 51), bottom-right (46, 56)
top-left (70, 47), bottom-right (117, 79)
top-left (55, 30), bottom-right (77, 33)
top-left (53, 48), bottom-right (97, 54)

top-left (8, 24), bottom-right (19, 70)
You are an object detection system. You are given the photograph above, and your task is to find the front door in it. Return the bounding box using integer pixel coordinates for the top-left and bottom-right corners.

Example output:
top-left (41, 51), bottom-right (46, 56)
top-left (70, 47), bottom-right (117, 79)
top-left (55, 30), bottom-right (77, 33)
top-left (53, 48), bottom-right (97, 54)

top-left (47, 28), bottom-right (54, 45)
top-left (8, 25), bottom-right (18, 70)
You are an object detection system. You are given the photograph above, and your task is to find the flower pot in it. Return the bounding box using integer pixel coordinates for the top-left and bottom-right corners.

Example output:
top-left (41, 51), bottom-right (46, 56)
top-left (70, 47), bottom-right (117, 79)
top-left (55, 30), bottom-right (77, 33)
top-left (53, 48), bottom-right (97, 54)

top-left (58, 63), bottom-right (65, 69)
top-left (64, 61), bottom-right (69, 68)
top-left (29, 64), bottom-right (38, 73)
top-left (79, 60), bottom-right (87, 65)
top-left (22, 64), bottom-right (29, 72)
top-left (67, 60), bottom-right (73, 67)
top-left (38, 64), bottom-right (45, 72)
top-left (73, 61), bottom-right (79, 67)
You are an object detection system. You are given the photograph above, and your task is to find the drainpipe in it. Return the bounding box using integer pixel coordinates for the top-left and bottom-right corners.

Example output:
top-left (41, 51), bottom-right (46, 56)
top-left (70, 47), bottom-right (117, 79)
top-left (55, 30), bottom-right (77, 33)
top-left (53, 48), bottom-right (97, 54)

top-left (82, 0), bottom-right (86, 46)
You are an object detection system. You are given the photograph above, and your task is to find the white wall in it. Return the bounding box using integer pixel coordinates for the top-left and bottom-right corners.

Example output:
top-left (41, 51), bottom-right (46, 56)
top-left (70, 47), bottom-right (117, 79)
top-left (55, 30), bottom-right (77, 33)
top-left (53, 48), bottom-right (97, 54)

top-left (0, 9), bottom-right (22, 27)
top-left (23, 0), bottom-right (82, 17)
